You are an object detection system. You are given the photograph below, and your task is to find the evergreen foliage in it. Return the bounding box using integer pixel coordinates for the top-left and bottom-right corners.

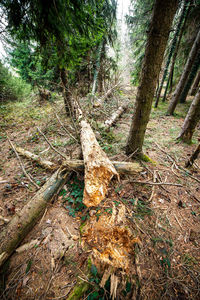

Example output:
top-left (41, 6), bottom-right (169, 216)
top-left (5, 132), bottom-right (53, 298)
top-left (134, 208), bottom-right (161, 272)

top-left (0, 60), bottom-right (31, 102)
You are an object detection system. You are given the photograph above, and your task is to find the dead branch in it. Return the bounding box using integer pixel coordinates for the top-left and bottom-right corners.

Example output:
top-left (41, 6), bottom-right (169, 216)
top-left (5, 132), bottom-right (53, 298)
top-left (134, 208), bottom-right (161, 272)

top-left (55, 113), bottom-right (78, 143)
top-left (130, 180), bottom-right (183, 187)
top-left (7, 136), bottom-right (40, 189)
top-left (15, 146), bottom-right (57, 170)
top-left (37, 127), bottom-right (68, 159)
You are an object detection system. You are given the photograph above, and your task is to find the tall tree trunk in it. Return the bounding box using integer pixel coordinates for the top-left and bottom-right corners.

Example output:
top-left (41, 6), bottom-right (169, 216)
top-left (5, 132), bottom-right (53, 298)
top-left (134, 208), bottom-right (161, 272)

top-left (60, 68), bottom-right (74, 116)
top-left (154, 0), bottom-right (188, 108)
top-left (190, 69), bottom-right (200, 96)
top-left (179, 50), bottom-right (200, 103)
top-left (177, 88), bottom-right (200, 143)
top-left (162, 0), bottom-right (190, 101)
top-left (91, 42), bottom-right (103, 100)
top-left (126, 0), bottom-right (178, 156)
top-left (167, 29), bottom-right (200, 115)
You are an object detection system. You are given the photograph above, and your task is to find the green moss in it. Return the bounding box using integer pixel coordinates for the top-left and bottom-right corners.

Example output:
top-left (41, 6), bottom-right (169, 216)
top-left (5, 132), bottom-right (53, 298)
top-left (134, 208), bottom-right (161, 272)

top-left (140, 153), bottom-right (156, 164)
top-left (67, 281), bottom-right (90, 300)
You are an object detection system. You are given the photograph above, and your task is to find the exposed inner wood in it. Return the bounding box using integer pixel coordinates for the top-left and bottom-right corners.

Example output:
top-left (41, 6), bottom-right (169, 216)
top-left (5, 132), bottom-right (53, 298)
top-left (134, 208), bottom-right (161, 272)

top-left (80, 119), bottom-right (119, 207)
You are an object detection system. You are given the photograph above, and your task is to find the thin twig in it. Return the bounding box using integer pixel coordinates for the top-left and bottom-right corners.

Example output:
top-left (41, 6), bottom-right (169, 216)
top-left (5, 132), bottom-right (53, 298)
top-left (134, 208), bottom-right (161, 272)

top-left (7, 135), bottom-right (39, 189)
top-left (55, 113), bottom-right (78, 143)
top-left (125, 148), bottom-right (139, 161)
top-left (130, 180), bottom-right (183, 187)
top-left (37, 127), bottom-right (67, 159)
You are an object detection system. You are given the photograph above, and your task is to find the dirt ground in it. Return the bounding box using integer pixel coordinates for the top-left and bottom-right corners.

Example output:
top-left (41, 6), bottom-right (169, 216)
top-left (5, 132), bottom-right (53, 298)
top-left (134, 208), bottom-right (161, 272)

top-left (0, 87), bottom-right (200, 299)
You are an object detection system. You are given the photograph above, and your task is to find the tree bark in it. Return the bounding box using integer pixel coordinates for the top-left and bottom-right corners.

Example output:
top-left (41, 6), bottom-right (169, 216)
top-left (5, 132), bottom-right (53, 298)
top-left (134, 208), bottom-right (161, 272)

top-left (177, 88), bottom-right (200, 143)
top-left (162, 0), bottom-right (191, 102)
top-left (190, 69), bottom-right (200, 96)
top-left (154, 0), bottom-right (188, 107)
top-left (0, 168), bottom-right (70, 267)
top-left (104, 103), bottom-right (128, 130)
top-left (179, 50), bottom-right (200, 103)
top-left (167, 29), bottom-right (200, 115)
top-left (60, 68), bottom-right (74, 116)
top-left (126, 0), bottom-right (178, 155)
top-left (185, 143), bottom-right (200, 167)
top-left (80, 119), bottom-right (119, 207)
top-left (15, 146), bottom-right (143, 174)
top-left (91, 42), bottom-right (103, 101)
top-left (16, 146), bottom-right (57, 170)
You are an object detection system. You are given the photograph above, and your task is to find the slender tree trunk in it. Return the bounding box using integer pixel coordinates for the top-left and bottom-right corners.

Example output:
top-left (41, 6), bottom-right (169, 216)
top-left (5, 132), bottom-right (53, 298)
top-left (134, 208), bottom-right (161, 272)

top-left (190, 69), bottom-right (200, 96)
top-left (162, 0), bottom-right (190, 101)
top-left (177, 88), bottom-right (200, 143)
top-left (185, 143), bottom-right (200, 167)
top-left (155, 0), bottom-right (188, 107)
top-left (126, 0), bottom-right (178, 156)
top-left (179, 50), bottom-right (200, 103)
top-left (167, 29), bottom-right (200, 115)
top-left (91, 42), bottom-right (103, 99)
top-left (60, 68), bottom-right (74, 116)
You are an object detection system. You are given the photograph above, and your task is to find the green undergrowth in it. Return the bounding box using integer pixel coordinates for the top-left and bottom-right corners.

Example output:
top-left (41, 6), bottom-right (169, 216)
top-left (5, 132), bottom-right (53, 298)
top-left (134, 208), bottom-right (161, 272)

top-left (60, 175), bottom-right (86, 219)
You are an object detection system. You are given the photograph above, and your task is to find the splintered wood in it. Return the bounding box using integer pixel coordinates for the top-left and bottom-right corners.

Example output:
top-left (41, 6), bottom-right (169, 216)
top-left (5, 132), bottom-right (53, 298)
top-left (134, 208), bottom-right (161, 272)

top-left (80, 120), bottom-right (119, 207)
top-left (82, 205), bottom-right (140, 272)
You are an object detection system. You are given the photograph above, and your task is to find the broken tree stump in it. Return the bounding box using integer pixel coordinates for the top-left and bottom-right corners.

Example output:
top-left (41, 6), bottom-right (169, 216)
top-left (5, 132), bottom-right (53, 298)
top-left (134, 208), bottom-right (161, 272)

top-left (80, 119), bottom-right (119, 207)
top-left (104, 103), bottom-right (128, 130)
top-left (0, 168), bottom-right (70, 267)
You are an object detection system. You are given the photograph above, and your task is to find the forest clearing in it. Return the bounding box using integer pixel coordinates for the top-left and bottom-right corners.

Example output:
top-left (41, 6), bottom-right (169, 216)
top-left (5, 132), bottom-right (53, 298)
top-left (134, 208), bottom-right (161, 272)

top-left (0, 0), bottom-right (200, 299)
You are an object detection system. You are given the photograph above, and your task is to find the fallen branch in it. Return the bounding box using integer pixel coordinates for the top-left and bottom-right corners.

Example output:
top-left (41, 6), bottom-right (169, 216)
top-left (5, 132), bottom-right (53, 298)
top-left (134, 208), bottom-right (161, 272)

top-left (37, 127), bottom-right (68, 159)
top-left (130, 180), bottom-right (183, 187)
top-left (104, 103), bottom-right (128, 130)
top-left (14, 147), bottom-right (143, 174)
top-left (16, 146), bottom-right (57, 170)
top-left (0, 167), bottom-right (71, 267)
top-left (7, 136), bottom-right (40, 189)
top-left (55, 113), bottom-right (78, 143)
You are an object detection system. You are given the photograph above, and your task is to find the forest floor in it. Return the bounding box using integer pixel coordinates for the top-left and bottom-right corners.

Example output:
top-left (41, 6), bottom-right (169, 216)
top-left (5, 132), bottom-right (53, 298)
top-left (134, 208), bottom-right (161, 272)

top-left (0, 87), bottom-right (200, 300)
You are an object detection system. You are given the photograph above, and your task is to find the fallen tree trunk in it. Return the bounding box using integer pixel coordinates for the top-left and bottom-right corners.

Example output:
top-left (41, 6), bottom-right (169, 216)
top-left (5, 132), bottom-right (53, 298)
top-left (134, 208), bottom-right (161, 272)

top-left (80, 119), bottom-right (119, 207)
top-left (16, 146), bottom-right (57, 170)
top-left (104, 103), bottom-right (128, 130)
top-left (185, 143), bottom-right (200, 167)
top-left (15, 147), bottom-right (142, 174)
top-left (93, 82), bottom-right (120, 108)
top-left (0, 168), bottom-right (70, 268)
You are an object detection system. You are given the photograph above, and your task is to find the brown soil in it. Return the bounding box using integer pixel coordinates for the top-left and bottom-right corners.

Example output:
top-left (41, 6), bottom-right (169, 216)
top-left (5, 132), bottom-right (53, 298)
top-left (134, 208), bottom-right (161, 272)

top-left (0, 87), bottom-right (200, 299)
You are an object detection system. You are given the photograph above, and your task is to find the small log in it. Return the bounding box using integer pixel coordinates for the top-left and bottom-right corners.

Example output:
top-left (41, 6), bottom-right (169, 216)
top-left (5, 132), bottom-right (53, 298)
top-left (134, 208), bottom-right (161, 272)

top-left (16, 146), bottom-right (57, 170)
top-left (104, 103), bottom-right (128, 129)
top-left (62, 159), bottom-right (142, 175)
top-left (80, 119), bottom-right (119, 207)
top-left (185, 143), bottom-right (200, 167)
top-left (0, 168), bottom-right (70, 267)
